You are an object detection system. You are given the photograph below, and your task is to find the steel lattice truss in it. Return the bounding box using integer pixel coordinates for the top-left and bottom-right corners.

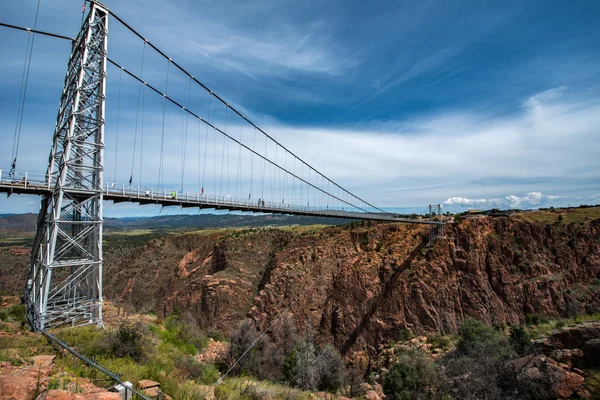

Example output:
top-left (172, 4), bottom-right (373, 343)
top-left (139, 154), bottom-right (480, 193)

top-left (25, 2), bottom-right (108, 331)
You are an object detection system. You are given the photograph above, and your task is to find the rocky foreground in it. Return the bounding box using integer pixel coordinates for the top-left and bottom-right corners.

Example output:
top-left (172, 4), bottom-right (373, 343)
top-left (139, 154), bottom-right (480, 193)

top-left (0, 354), bottom-right (120, 400)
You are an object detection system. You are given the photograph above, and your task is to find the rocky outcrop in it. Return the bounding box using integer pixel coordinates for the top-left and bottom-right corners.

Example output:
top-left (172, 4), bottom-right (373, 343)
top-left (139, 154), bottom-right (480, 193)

top-left (0, 376), bottom-right (40, 400)
top-left (583, 338), bottom-right (600, 366)
top-left (0, 355), bottom-right (123, 400)
top-left (508, 354), bottom-right (588, 399)
top-left (45, 391), bottom-right (122, 400)
top-left (94, 217), bottom-right (600, 356)
top-left (507, 322), bottom-right (600, 399)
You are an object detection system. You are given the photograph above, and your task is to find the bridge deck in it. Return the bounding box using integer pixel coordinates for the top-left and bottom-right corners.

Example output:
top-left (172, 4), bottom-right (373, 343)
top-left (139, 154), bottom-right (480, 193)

top-left (0, 173), bottom-right (441, 225)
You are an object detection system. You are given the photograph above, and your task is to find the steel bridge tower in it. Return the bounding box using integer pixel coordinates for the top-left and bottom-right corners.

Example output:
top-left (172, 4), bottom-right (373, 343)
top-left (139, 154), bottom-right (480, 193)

top-left (25, 2), bottom-right (108, 331)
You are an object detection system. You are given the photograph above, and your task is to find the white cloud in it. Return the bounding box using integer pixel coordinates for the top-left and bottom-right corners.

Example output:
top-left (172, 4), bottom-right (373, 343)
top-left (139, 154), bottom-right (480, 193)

top-left (443, 192), bottom-right (569, 209)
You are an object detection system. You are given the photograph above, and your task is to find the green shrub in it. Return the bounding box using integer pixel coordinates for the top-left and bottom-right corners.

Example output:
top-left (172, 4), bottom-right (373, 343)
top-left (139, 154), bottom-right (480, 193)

top-left (585, 369), bottom-right (600, 398)
top-left (315, 345), bottom-right (346, 391)
top-left (427, 334), bottom-right (453, 351)
top-left (158, 314), bottom-right (208, 355)
top-left (396, 326), bottom-right (414, 342)
top-left (457, 318), bottom-right (504, 355)
top-left (0, 304), bottom-right (27, 326)
top-left (175, 356), bottom-right (220, 385)
top-left (229, 319), bottom-right (281, 380)
top-left (509, 325), bottom-right (532, 355)
top-left (54, 325), bottom-right (109, 357)
top-left (444, 319), bottom-right (517, 399)
top-left (109, 318), bottom-right (150, 362)
top-left (526, 314), bottom-right (550, 326)
top-left (382, 348), bottom-right (446, 400)
top-left (283, 348), bottom-right (298, 384)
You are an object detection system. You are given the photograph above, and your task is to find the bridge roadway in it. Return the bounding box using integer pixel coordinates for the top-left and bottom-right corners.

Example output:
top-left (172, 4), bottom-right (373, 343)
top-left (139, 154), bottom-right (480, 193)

top-left (0, 171), bottom-right (441, 225)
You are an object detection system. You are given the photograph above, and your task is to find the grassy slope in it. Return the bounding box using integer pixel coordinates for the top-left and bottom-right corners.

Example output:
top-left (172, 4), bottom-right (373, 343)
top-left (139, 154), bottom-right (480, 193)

top-left (515, 205), bottom-right (600, 224)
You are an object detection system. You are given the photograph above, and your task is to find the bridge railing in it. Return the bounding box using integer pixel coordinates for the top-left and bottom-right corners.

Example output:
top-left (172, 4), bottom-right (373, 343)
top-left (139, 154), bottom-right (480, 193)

top-left (1, 171), bottom-right (438, 223)
top-left (0, 169), bottom-right (49, 189)
top-left (103, 182), bottom-right (373, 218)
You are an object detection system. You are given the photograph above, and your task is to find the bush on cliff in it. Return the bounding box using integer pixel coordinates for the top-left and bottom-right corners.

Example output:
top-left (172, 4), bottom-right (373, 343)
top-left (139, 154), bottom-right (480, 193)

top-left (231, 318), bottom-right (347, 393)
top-left (443, 319), bottom-right (517, 399)
top-left (109, 317), bottom-right (151, 362)
top-left (509, 325), bottom-right (532, 355)
top-left (382, 348), bottom-right (447, 400)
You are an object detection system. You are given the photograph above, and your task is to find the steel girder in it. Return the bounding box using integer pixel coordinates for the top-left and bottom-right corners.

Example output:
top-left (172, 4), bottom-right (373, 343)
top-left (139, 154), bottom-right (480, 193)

top-left (25, 2), bottom-right (108, 331)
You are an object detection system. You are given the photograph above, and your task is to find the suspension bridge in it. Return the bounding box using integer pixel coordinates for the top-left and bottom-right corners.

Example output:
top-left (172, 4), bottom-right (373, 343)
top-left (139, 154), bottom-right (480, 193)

top-left (0, 1), bottom-right (443, 331)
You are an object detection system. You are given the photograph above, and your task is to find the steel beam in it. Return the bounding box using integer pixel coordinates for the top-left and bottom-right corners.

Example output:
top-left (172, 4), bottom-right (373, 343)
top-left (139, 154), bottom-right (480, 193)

top-left (24, 2), bottom-right (108, 331)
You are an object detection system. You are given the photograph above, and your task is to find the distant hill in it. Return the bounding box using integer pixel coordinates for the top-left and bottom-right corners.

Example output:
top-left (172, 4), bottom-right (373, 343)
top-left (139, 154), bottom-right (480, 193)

top-left (0, 213), bottom-right (39, 237)
top-left (0, 213), bottom-right (352, 237)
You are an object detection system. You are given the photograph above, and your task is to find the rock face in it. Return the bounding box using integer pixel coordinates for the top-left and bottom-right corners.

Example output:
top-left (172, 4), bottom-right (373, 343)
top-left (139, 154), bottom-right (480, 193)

top-left (508, 322), bottom-right (600, 399)
top-left (45, 390), bottom-right (122, 399)
top-left (99, 217), bottom-right (600, 356)
top-left (508, 354), bottom-right (587, 399)
top-left (0, 376), bottom-right (39, 400)
top-left (583, 338), bottom-right (600, 366)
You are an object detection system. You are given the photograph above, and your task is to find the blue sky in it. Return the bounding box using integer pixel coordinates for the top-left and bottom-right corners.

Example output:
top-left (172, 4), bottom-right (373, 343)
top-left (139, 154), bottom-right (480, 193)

top-left (0, 0), bottom-right (599, 216)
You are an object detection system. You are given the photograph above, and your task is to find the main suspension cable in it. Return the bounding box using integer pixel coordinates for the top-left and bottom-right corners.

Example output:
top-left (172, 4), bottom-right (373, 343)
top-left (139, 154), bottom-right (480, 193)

top-left (0, 20), bottom-right (388, 215)
top-left (107, 59), bottom-right (371, 213)
top-left (106, 9), bottom-right (390, 215)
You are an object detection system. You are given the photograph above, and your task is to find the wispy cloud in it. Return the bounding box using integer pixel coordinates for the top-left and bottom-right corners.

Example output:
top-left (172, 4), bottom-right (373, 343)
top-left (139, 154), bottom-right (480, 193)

top-left (111, 0), bottom-right (356, 79)
top-left (444, 192), bottom-right (561, 209)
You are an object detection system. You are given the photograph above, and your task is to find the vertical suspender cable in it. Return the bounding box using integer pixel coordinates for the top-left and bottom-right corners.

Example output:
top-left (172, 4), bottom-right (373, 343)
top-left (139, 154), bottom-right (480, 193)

top-left (11, 34), bottom-right (32, 175)
top-left (219, 106), bottom-right (228, 197)
top-left (272, 145), bottom-right (277, 202)
top-left (292, 158), bottom-right (296, 205)
top-left (201, 94), bottom-right (212, 196)
top-left (283, 151), bottom-right (287, 204)
top-left (130, 42), bottom-right (147, 185)
top-left (139, 77), bottom-right (146, 188)
top-left (10, 0), bottom-right (42, 175)
top-left (113, 69), bottom-right (123, 184)
top-left (235, 119), bottom-right (243, 200)
top-left (261, 137), bottom-right (266, 201)
top-left (181, 77), bottom-right (192, 193)
top-left (300, 163), bottom-right (303, 207)
top-left (226, 111), bottom-right (231, 198)
top-left (158, 60), bottom-right (171, 190)
top-left (213, 111), bottom-right (217, 198)
top-left (249, 127), bottom-right (256, 199)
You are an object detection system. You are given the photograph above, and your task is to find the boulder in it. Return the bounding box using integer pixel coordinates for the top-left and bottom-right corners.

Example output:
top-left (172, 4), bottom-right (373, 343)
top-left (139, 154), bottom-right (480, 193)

top-left (0, 376), bottom-right (38, 400)
top-left (583, 338), bottom-right (600, 367)
top-left (508, 354), bottom-right (586, 399)
top-left (31, 354), bottom-right (55, 368)
top-left (85, 394), bottom-right (122, 400)
top-left (142, 386), bottom-right (173, 399)
top-left (551, 348), bottom-right (584, 368)
top-left (549, 322), bottom-right (600, 349)
top-left (46, 390), bottom-right (122, 400)
top-left (365, 391), bottom-right (383, 400)
top-left (46, 390), bottom-right (80, 400)
top-left (137, 379), bottom-right (160, 389)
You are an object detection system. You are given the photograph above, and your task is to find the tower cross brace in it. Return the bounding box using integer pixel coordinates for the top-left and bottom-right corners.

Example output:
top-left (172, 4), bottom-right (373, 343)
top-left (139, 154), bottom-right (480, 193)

top-left (25, 1), bottom-right (108, 331)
